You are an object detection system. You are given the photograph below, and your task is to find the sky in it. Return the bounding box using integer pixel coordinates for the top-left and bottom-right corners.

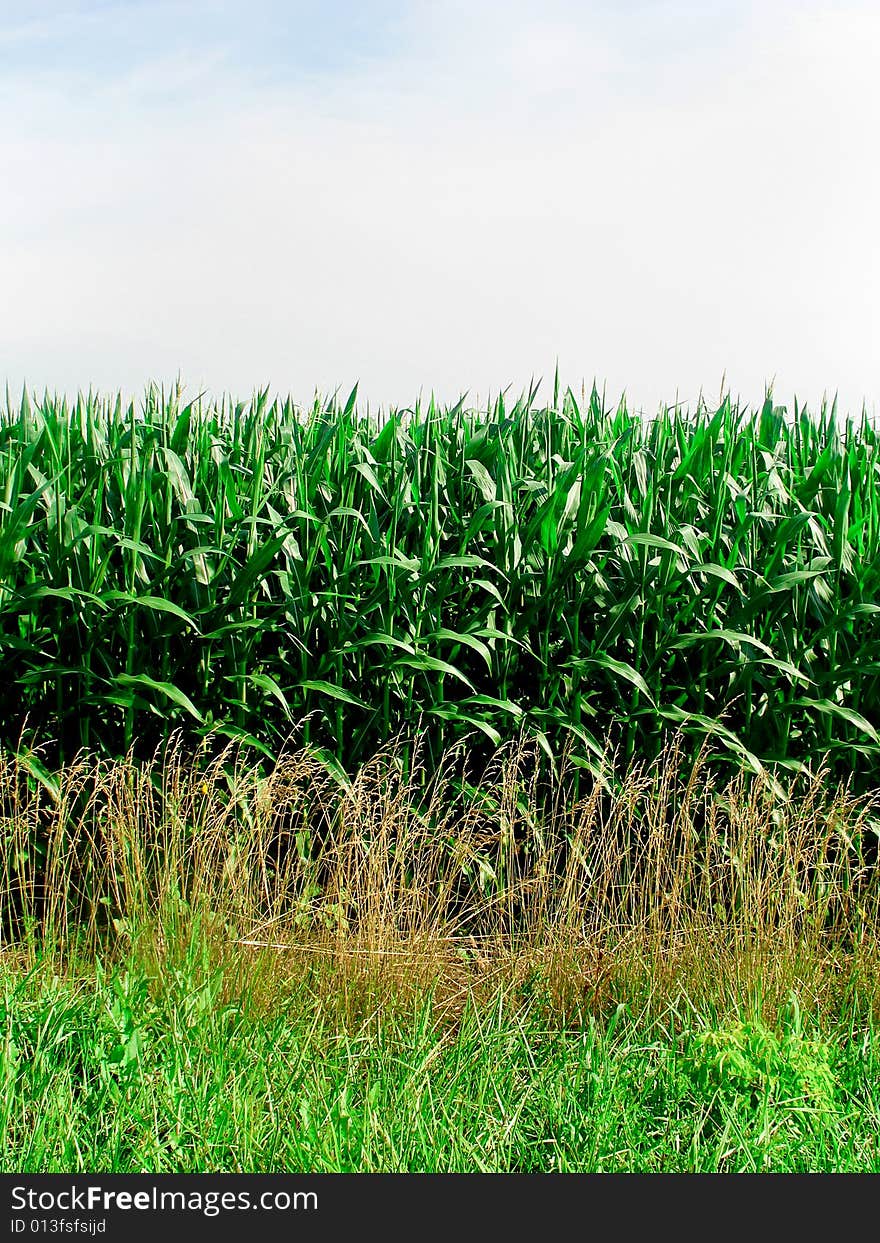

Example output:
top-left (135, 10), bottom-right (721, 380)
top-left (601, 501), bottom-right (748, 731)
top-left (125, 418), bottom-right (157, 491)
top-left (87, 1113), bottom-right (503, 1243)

top-left (1, 0), bottom-right (878, 416)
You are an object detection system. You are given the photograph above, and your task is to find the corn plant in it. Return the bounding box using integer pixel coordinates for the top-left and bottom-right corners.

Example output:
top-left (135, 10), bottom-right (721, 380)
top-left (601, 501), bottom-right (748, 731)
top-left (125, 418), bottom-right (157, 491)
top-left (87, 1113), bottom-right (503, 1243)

top-left (1, 380), bottom-right (879, 791)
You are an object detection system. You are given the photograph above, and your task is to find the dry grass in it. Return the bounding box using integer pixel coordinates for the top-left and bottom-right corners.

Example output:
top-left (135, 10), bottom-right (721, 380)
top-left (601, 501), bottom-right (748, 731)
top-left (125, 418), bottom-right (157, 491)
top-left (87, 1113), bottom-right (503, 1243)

top-left (3, 734), bottom-right (880, 1024)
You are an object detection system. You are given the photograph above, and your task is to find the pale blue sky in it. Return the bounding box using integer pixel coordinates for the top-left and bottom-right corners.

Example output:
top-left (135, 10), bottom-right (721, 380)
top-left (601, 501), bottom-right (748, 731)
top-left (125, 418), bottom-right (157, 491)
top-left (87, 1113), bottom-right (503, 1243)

top-left (1, 0), bottom-right (877, 414)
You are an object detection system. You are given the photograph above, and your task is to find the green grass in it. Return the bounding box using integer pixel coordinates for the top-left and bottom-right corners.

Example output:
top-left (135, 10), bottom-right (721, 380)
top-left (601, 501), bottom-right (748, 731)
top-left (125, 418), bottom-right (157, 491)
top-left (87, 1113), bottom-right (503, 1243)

top-left (3, 381), bottom-right (880, 791)
top-left (4, 952), bottom-right (880, 1173)
top-left (3, 736), bottom-right (880, 1174)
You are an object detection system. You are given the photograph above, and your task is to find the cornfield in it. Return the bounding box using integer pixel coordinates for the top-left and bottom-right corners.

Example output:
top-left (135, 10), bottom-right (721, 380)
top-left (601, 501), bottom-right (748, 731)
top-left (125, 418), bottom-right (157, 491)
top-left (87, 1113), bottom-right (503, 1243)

top-left (2, 380), bottom-right (879, 790)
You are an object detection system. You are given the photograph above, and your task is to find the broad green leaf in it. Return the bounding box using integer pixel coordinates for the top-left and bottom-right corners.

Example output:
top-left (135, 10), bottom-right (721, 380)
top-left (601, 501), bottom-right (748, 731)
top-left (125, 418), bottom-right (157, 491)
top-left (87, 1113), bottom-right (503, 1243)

top-left (572, 655), bottom-right (653, 702)
top-left (114, 673), bottom-right (205, 722)
top-left (104, 591), bottom-right (199, 630)
top-left (688, 562), bottom-right (742, 590)
top-left (419, 628), bottom-right (492, 669)
top-left (397, 655), bottom-right (475, 690)
top-left (247, 672), bottom-right (294, 720)
top-left (792, 698), bottom-right (880, 745)
top-left (626, 533), bottom-right (689, 558)
top-left (427, 706), bottom-right (502, 745)
top-left (298, 680), bottom-right (369, 709)
top-left (465, 459), bottom-right (496, 502)
top-left (670, 629), bottom-right (774, 657)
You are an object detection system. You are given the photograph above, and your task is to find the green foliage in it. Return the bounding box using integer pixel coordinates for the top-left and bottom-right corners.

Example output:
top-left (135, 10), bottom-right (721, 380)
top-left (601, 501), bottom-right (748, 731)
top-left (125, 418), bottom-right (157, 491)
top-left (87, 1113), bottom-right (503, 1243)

top-left (686, 1009), bottom-right (836, 1111)
top-left (2, 380), bottom-right (880, 788)
top-left (3, 958), bottom-right (879, 1173)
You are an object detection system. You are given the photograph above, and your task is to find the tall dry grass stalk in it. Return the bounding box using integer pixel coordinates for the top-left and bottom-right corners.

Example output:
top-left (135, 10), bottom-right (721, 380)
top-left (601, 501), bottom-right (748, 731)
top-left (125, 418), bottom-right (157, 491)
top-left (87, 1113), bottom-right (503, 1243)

top-left (2, 734), bottom-right (880, 1018)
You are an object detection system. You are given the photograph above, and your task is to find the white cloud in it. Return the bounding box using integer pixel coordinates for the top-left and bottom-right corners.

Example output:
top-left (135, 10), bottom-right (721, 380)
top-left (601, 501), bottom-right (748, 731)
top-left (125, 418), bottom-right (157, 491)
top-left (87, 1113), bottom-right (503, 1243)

top-left (0, 0), bottom-right (877, 416)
